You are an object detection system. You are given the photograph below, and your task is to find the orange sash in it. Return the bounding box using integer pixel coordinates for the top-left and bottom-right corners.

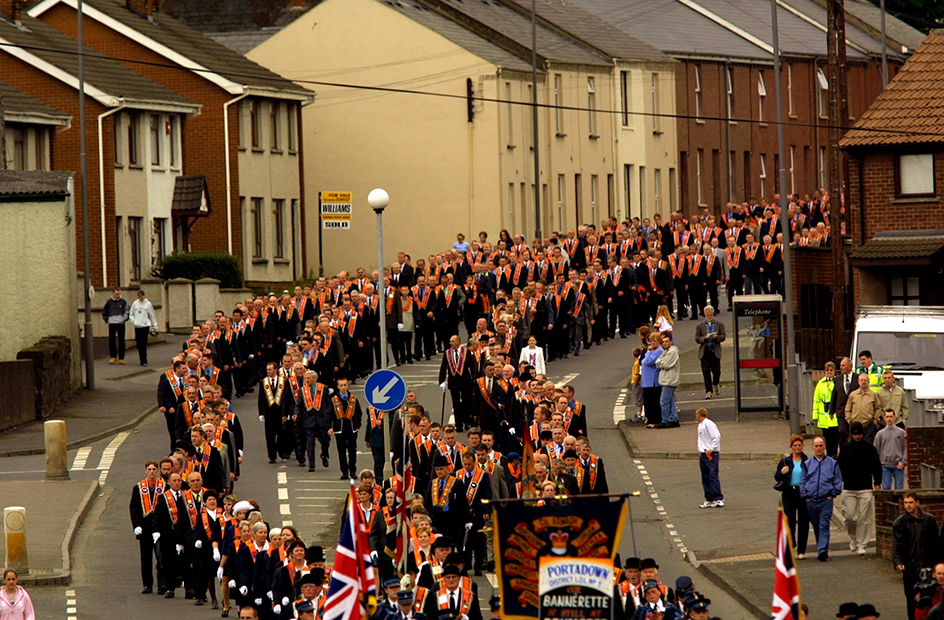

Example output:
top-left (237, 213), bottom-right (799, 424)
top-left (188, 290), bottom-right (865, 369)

top-left (333, 395), bottom-right (356, 420)
top-left (302, 384), bottom-right (325, 410)
top-left (431, 475), bottom-right (456, 507)
top-left (463, 467), bottom-right (485, 504)
top-left (139, 478), bottom-right (164, 516)
top-left (166, 371), bottom-right (182, 399)
top-left (182, 489), bottom-right (200, 527)
top-left (163, 490), bottom-right (179, 524)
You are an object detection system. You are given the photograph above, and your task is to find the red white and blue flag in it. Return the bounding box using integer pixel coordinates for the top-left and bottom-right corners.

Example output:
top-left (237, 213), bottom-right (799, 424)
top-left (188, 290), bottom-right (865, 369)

top-left (771, 508), bottom-right (801, 620)
top-left (322, 485), bottom-right (377, 620)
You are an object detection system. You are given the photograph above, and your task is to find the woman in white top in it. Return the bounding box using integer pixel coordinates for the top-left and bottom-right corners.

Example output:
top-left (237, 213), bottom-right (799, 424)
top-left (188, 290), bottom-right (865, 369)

top-left (129, 289), bottom-right (158, 367)
top-left (519, 336), bottom-right (546, 375)
top-left (653, 304), bottom-right (674, 341)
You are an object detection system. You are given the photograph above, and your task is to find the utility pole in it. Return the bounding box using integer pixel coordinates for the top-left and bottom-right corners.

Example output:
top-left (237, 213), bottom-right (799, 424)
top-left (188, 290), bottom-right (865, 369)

top-left (0, 95), bottom-right (6, 169)
top-left (827, 0), bottom-right (849, 355)
top-left (531, 0), bottom-right (541, 241)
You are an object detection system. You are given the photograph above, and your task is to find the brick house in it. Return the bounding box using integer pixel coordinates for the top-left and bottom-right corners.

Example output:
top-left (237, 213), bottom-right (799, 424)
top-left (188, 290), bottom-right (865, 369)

top-left (27, 0), bottom-right (314, 288)
top-left (0, 7), bottom-right (200, 288)
top-left (841, 30), bottom-right (944, 307)
top-left (1, 79), bottom-right (71, 170)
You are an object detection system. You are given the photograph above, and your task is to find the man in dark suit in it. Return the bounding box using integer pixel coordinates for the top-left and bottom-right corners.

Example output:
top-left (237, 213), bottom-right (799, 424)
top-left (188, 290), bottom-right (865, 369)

top-left (331, 377), bottom-right (363, 479)
top-left (259, 362), bottom-right (287, 463)
top-left (439, 335), bottom-right (476, 431)
top-left (399, 253), bottom-right (415, 287)
top-left (576, 439), bottom-right (609, 495)
top-left (363, 404), bottom-right (387, 482)
top-left (830, 357), bottom-right (859, 446)
top-left (427, 456), bottom-right (470, 552)
top-left (130, 460), bottom-right (165, 594)
top-left (153, 472), bottom-right (185, 598)
top-left (189, 427), bottom-right (225, 497)
top-left (413, 275), bottom-right (438, 361)
top-left (158, 360), bottom-right (188, 453)
top-left (472, 362), bottom-right (502, 434)
top-left (458, 450), bottom-right (492, 573)
top-left (694, 308), bottom-right (726, 399)
top-left (294, 370), bottom-right (336, 472)
top-left (551, 456), bottom-right (580, 497)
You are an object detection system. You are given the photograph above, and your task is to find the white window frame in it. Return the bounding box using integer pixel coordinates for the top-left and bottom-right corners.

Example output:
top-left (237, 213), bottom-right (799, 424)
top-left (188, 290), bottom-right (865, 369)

top-left (787, 63), bottom-right (794, 117)
top-left (554, 74), bottom-right (564, 135)
top-left (620, 71), bottom-right (631, 127)
top-left (819, 146), bottom-right (827, 188)
top-left (898, 153), bottom-right (935, 197)
top-left (696, 149), bottom-right (705, 206)
top-left (653, 169), bottom-right (661, 211)
top-left (587, 77), bottom-right (597, 136)
top-left (759, 154), bottom-right (767, 200)
top-left (694, 65), bottom-right (703, 121)
top-left (758, 71), bottom-right (766, 124)
top-left (789, 145), bottom-right (796, 194)
top-left (557, 174), bottom-right (565, 229)
top-left (590, 174), bottom-right (598, 225)
top-left (651, 73), bottom-right (660, 133)
top-left (505, 82), bottom-right (514, 147)
top-left (817, 67), bottom-right (829, 119)
top-left (726, 67), bottom-right (735, 124)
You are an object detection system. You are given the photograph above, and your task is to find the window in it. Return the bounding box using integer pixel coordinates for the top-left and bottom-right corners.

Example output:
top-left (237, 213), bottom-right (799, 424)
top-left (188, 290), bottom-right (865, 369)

top-left (250, 100), bottom-right (261, 149)
top-left (639, 166), bottom-right (647, 212)
top-left (505, 82), bottom-right (514, 146)
top-left (890, 277), bottom-right (921, 306)
top-left (620, 70), bottom-right (631, 126)
top-left (128, 216), bottom-right (142, 281)
top-left (624, 164), bottom-right (633, 217)
top-left (114, 115), bottom-right (122, 165)
top-left (696, 149), bottom-right (705, 205)
top-left (817, 67), bottom-right (829, 119)
top-left (653, 169), bottom-right (660, 211)
top-left (273, 199), bottom-right (285, 258)
top-left (898, 154), bottom-right (935, 196)
top-left (728, 150), bottom-right (734, 202)
top-left (694, 65), bottom-right (703, 121)
top-left (669, 168), bottom-right (677, 211)
top-left (557, 174), bottom-right (565, 229)
top-left (787, 63), bottom-right (794, 116)
top-left (252, 197), bottom-right (264, 258)
top-left (590, 175), bottom-right (598, 226)
top-left (150, 114), bottom-right (161, 166)
top-left (36, 128), bottom-right (47, 170)
top-left (270, 102), bottom-right (281, 151)
top-left (170, 117), bottom-right (179, 168)
top-left (526, 84), bottom-right (534, 149)
top-left (153, 218), bottom-right (166, 264)
top-left (819, 146), bottom-right (827, 188)
top-left (789, 145), bottom-right (796, 194)
top-left (758, 71), bottom-right (766, 124)
top-left (12, 127), bottom-right (24, 170)
top-left (288, 103), bottom-right (298, 152)
top-left (759, 153), bottom-right (767, 199)
top-left (651, 73), bottom-right (660, 132)
top-left (129, 113), bottom-right (140, 166)
top-left (726, 67), bottom-right (735, 123)
top-left (554, 74), bottom-right (564, 135)
top-left (508, 183), bottom-right (516, 230)
top-left (237, 101), bottom-right (246, 148)
top-left (587, 77), bottom-right (597, 136)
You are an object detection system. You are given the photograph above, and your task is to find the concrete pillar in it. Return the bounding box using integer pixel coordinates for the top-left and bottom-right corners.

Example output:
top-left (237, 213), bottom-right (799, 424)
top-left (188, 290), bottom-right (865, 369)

top-left (166, 278), bottom-right (194, 334)
top-left (4, 507), bottom-right (29, 574)
top-left (44, 420), bottom-right (69, 480)
top-left (194, 278), bottom-right (221, 324)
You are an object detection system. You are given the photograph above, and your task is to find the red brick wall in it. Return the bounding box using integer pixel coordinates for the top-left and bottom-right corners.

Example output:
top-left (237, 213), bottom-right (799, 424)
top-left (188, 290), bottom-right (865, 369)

top-left (905, 426), bottom-right (944, 489)
top-left (676, 57), bottom-right (900, 217)
top-left (0, 51), bottom-right (115, 286)
top-left (40, 3), bottom-right (243, 260)
top-left (875, 490), bottom-right (944, 561)
top-left (787, 246), bottom-right (833, 312)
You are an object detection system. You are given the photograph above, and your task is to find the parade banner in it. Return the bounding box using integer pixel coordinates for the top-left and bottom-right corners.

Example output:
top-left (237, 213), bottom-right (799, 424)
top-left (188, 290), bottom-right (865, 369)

top-left (538, 557), bottom-right (613, 620)
top-left (493, 498), bottom-right (627, 620)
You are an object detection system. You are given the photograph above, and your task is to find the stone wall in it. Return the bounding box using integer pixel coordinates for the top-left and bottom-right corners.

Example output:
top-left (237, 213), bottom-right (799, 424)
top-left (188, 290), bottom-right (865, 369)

top-left (17, 336), bottom-right (76, 422)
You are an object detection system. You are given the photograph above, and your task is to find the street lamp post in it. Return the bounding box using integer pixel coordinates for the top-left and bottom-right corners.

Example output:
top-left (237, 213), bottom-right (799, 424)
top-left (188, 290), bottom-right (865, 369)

top-left (368, 188), bottom-right (394, 479)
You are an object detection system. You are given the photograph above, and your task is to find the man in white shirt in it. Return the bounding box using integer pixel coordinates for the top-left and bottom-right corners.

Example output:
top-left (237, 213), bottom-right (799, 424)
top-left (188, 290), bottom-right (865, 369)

top-left (696, 408), bottom-right (724, 509)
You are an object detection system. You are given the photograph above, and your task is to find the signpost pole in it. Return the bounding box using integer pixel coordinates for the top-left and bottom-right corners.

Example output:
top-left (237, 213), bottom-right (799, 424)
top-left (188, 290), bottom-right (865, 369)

top-left (317, 192), bottom-right (324, 277)
top-left (368, 189), bottom-right (392, 480)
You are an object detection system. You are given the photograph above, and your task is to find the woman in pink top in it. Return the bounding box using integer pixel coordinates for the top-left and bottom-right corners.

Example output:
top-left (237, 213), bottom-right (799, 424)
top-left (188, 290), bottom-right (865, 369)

top-left (1, 570), bottom-right (34, 620)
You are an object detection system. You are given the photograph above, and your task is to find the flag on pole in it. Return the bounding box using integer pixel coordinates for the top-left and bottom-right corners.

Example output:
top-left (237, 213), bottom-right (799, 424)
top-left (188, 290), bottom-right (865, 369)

top-left (771, 508), bottom-right (801, 620)
top-left (394, 463), bottom-right (414, 574)
top-left (322, 485), bottom-right (377, 620)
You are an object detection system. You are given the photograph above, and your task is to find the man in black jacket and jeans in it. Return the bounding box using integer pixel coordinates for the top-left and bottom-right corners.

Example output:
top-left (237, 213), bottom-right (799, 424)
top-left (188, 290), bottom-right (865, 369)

top-left (893, 491), bottom-right (942, 620)
top-left (103, 287), bottom-right (129, 364)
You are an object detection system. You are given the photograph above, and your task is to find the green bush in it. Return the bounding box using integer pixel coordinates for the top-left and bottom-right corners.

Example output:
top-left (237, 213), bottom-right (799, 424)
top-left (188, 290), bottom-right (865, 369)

top-left (152, 252), bottom-right (243, 289)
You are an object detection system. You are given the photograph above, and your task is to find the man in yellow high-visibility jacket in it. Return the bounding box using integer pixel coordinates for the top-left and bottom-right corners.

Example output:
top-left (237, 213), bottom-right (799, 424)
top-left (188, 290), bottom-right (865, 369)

top-left (855, 350), bottom-right (884, 392)
top-left (813, 361), bottom-right (838, 457)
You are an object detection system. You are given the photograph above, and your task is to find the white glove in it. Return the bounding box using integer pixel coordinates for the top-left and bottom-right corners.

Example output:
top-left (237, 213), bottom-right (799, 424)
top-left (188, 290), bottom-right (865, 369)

top-left (248, 354), bottom-right (255, 360)
top-left (464, 522), bottom-right (473, 531)
top-left (254, 598), bottom-right (263, 606)
top-left (397, 323), bottom-right (404, 329)
top-left (228, 579), bottom-right (237, 589)
top-left (134, 526), bottom-right (143, 536)
top-left (274, 605), bottom-right (282, 614)
top-left (213, 548), bottom-right (221, 562)
top-left (440, 382), bottom-right (447, 391)
top-left (282, 597), bottom-right (291, 607)
top-left (239, 585), bottom-right (248, 596)
top-left (152, 532), bottom-right (160, 543)
top-left (260, 415), bottom-right (266, 422)
top-left (508, 427), bottom-right (516, 436)
top-left (370, 550), bottom-right (379, 564)
top-left (239, 450), bottom-right (244, 458)
top-left (176, 544), bottom-right (184, 555)
top-left (267, 591), bottom-right (274, 601)
top-left (328, 388), bottom-right (335, 395)
top-left (195, 539), bottom-right (203, 549)
top-left (217, 567), bottom-right (224, 580)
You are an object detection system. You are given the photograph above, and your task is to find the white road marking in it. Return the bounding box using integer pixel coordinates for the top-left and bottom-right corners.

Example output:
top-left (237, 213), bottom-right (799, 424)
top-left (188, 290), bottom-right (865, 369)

top-left (70, 447), bottom-right (91, 470)
top-left (96, 431), bottom-right (130, 486)
top-left (277, 472), bottom-right (287, 484)
top-left (613, 388), bottom-right (629, 425)
top-left (280, 504), bottom-right (292, 515)
top-left (557, 373), bottom-right (579, 387)
top-left (278, 488), bottom-right (289, 500)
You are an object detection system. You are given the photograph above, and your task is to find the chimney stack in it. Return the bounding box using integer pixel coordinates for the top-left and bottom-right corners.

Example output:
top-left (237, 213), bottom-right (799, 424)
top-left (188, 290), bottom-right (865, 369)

top-left (125, 0), bottom-right (154, 17)
top-left (0, 0), bottom-right (22, 22)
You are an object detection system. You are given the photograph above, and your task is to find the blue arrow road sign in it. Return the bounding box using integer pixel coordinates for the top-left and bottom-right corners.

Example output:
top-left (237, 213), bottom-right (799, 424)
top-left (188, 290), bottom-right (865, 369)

top-left (364, 369), bottom-right (407, 411)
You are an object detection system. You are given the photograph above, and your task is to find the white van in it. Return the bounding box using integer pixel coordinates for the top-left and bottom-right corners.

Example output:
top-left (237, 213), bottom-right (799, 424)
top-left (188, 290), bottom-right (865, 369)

top-left (853, 306), bottom-right (944, 422)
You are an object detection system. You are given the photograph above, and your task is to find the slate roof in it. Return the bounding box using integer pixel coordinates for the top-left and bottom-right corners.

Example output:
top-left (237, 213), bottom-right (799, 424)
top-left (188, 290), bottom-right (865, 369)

top-left (379, 0), bottom-right (534, 72)
top-left (850, 231), bottom-right (944, 260)
top-left (207, 29), bottom-right (280, 55)
top-left (161, 0), bottom-right (315, 33)
top-left (74, 0), bottom-right (312, 95)
top-left (842, 0), bottom-right (927, 53)
top-left (0, 79), bottom-right (71, 124)
top-left (503, 0), bottom-right (671, 63)
top-left (0, 15), bottom-right (198, 108)
top-left (171, 175), bottom-right (211, 215)
top-left (0, 170), bottom-right (72, 196)
top-left (841, 30), bottom-right (944, 148)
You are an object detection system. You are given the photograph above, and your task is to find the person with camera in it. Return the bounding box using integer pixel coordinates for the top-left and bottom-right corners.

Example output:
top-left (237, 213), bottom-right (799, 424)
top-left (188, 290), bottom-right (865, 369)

top-left (917, 563), bottom-right (944, 620)
top-left (893, 491), bottom-right (942, 620)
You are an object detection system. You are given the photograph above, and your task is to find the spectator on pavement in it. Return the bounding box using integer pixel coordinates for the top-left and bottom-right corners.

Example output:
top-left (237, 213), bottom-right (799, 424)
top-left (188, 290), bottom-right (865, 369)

top-left (631, 347), bottom-right (646, 423)
top-left (102, 286), bottom-right (129, 365)
top-left (1, 569), bottom-right (34, 620)
top-left (812, 361), bottom-right (839, 456)
top-left (801, 436), bottom-right (843, 562)
top-left (696, 408), bottom-right (723, 509)
top-left (694, 306), bottom-right (726, 400)
top-left (641, 333), bottom-right (663, 429)
top-left (878, 369), bottom-right (909, 428)
top-left (654, 305), bottom-right (674, 340)
top-left (917, 563), bottom-right (944, 620)
top-left (845, 374), bottom-right (883, 443)
top-left (837, 421), bottom-right (882, 556)
top-left (655, 333), bottom-right (680, 429)
top-left (775, 434), bottom-right (809, 559)
top-left (893, 491), bottom-right (942, 620)
top-left (874, 409), bottom-right (907, 490)
top-left (129, 289), bottom-right (158, 367)
top-left (831, 357), bottom-right (859, 446)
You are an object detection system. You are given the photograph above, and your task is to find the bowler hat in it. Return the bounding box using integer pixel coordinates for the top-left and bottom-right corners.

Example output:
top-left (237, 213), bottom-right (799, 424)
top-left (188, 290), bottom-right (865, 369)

top-left (836, 602), bottom-right (858, 618)
top-left (854, 604), bottom-right (879, 619)
top-left (640, 558), bottom-right (659, 570)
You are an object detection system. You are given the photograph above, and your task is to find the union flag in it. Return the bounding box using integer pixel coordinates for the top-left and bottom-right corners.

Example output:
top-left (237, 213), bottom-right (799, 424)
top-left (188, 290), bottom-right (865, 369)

top-left (771, 508), bottom-right (801, 620)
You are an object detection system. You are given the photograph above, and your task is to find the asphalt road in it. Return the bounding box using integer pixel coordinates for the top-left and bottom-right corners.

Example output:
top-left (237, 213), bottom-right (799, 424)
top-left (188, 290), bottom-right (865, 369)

top-left (21, 323), bottom-right (756, 620)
